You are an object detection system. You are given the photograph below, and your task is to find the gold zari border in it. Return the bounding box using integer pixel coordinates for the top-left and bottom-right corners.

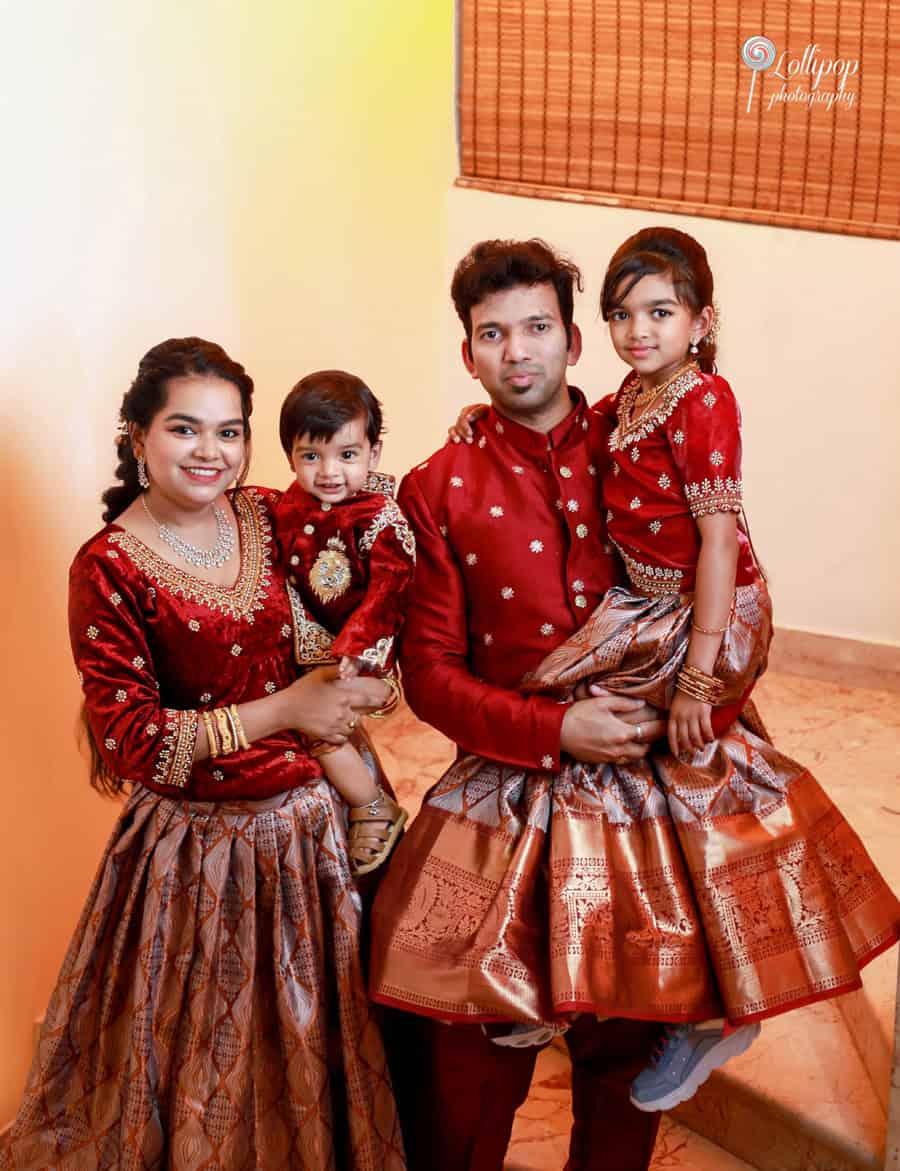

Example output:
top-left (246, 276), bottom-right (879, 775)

top-left (107, 489), bottom-right (273, 622)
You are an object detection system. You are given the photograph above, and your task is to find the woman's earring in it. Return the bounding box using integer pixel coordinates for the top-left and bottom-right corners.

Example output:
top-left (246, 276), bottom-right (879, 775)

top-left (137, 456), bottom-right (150, 490)
top-left (689, 340), bottom-right (700, 355)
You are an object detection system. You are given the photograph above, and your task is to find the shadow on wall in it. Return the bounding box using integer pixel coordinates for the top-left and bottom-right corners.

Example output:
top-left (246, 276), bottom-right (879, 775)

top-left (0, 355), bottom-right (123, 1123)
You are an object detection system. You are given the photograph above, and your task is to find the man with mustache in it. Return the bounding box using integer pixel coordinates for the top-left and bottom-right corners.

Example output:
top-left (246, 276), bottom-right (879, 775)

top-left (373, 239), bottom-right (664, 1171)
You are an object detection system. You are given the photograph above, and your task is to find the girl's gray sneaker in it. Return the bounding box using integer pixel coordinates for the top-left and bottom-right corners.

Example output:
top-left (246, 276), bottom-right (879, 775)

top-left (629, 1020), bottom-right (761, 1112)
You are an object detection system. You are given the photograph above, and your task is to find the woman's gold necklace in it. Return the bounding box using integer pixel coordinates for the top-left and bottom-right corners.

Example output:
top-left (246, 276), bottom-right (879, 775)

top-left (141, 494), bottom-right (236, 569)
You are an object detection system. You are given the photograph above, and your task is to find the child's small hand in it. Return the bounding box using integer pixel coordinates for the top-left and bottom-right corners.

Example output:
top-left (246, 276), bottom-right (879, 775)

top-left (338, 656), bottom-right (361, 680)
top-left (448, 403), bottom-right (489, 444)
top-left (668, 690), bottom-right (715, 757)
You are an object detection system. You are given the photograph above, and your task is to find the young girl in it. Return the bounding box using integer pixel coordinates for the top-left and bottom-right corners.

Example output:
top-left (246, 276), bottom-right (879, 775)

top-left (369, 228), bottom-right (900, 1112)
top-left (274, 370), bottom-right (411, 875)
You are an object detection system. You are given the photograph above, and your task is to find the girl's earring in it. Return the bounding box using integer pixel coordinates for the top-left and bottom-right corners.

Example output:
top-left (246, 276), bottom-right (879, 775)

top-left (689, 340), bottom-right (700, 355)
top-left (137, 456), bottom-right (150, 490)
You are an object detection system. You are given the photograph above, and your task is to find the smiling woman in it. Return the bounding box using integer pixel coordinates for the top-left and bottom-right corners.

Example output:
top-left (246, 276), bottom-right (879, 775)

top-left (0, 339), bottom-right (405, 1171)
top-left (118, 359), bottom-right (251, 582)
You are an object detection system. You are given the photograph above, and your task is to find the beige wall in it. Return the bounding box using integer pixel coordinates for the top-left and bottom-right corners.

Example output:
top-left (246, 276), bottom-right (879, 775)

top-left (0, 0), bottom-right (454, 1120)
top-left (442, 186), bottom-right (900, 645)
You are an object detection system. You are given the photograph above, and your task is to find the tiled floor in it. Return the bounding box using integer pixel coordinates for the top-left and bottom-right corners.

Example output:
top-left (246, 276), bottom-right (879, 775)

top-left (504, 1043), bottom-right (757, 1171)
top-left (368, 671), bottom-right (900, 1170)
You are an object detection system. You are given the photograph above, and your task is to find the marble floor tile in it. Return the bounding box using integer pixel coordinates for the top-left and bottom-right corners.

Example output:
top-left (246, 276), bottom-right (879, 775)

top-left (670, 996), bottom-right (885, 1171)
top-left (505, 1045), bottom-right (757, 1170)
top-left (367, 701), bottom-right (454, 820)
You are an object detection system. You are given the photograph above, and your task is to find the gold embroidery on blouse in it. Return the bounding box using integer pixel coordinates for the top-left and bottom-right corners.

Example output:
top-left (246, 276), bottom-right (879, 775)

top-left (286, 582), bottom-right (335, 667)
top-left (153, 708), bottom-right (198, 789)
top-left (613, 541), bottom-right (685, 598)
top-left (106, 489), bottom-right (273, 623)
top-left (609, 364), bottom-right (703, 452)
top-left (358, 498), bottom-right (416, 560)
top-left (684, 476), bottom-right (743, 517)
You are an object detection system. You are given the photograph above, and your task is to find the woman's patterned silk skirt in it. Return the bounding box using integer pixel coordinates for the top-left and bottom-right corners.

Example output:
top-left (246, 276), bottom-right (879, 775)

top-left (370, 583), bottom-right (900, 1028)
top-left (2, 783), bottom-right (405, 1171)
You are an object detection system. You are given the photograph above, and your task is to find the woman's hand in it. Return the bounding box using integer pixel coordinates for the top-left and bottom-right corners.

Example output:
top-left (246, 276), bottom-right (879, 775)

top-left (281, 667), bottom-right (390, 744)
top-left (668, 690), bottom-right (715, 756)
top-left (448, 403), bottom-right (489, 444)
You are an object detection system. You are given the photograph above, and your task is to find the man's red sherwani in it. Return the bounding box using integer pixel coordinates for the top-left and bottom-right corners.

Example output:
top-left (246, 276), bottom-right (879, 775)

top-left (382, 389), bottom-right (661, 1171)
top-left (397, 388), bottom-right (621, 768)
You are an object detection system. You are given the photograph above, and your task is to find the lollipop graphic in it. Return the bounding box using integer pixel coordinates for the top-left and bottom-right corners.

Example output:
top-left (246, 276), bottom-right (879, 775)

top-left (742, 36), bottom-right (776, 112)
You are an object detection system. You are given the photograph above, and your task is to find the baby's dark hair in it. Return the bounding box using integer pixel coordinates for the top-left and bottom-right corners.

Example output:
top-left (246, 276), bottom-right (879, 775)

top-left (451, 238), bottom-right (583, 347)
top-left (600, 227), bottom-right (717, 373)
top-left (279, 370), bottom-right (383, 456)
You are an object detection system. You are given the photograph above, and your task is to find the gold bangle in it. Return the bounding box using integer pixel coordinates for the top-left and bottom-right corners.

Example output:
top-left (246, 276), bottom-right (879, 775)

top-left (214, 708), bottom-right (235, 755)
top-left (367, 673), bottom-right (402, 720)
top-left (230, 704), bottom-right (249, 750)
top-left (680, 663), bottom-right (722, 684)
top-left (676, 677), bottom-right (717, 704)
top-left (225, 706), bottom-right (239, 748)
top-left (201, 710), bottom-right (219, 758)
top-left (692, 621), bottom-right (728, 635)
top-left (676, 664), bottom-right (725, 704)
top-left (676, 681), bottom-right (719, 704)
top-left (679, 664), bottom-right (725, 691)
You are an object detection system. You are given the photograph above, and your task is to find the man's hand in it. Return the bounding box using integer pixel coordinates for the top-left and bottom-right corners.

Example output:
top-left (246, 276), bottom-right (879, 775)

top-left (560, 689), bottom-right (665, 764)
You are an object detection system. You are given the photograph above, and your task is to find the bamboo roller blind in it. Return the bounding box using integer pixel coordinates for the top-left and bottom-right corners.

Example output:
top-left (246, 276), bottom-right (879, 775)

top-left (457, 0), bottom-right (900, 239)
